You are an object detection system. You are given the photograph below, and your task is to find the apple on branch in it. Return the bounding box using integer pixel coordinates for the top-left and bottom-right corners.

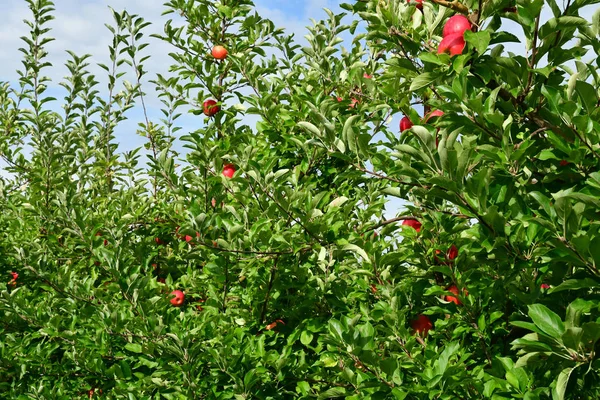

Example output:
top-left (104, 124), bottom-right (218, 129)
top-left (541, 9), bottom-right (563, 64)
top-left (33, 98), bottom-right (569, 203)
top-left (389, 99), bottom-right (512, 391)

top-left (402, 218), bottom-right (422, 232)
top-left (411, 314), bottom-right (433, 337)
top-left (203, 99), bottom-right (220, 117)
top-left (211, 45), bottom-right (228, 60)
top-left (222, 163), bottom-right (236, 178)
top-left (170, 290), bottom-right (185, 306)
top-left (400, 116), bottom-right (413, 132)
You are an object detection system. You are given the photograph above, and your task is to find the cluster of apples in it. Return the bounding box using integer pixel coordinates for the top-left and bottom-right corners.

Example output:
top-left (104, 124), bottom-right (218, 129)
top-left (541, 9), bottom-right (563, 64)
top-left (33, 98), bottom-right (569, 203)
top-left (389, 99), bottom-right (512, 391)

top-left (438, 15), bottom-right (472, 56)
top-left (401, 218), bottom-right (467, 336)
top-left (202, 45), bottom-right (228, 117)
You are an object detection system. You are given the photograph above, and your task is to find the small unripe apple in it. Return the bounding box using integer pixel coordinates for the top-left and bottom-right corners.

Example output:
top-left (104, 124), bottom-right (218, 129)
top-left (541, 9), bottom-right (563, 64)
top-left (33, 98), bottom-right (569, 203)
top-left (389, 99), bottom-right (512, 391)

top-left (203, 99), bottom-right (220, 117)
top-left (402, 218), bottom-right (421, 232)
top-left (211, 45), bottom-right (228, 60)
top-left (170, 290), bottom-right (185, 306)
top-left (411, 314), bottom-right (432, 336)
top-left (442, 15), bottom-right (472, 38)
top-left (438, 34), bottom-right (466, 56)
top-left (222, 163), bottom-right (236, 178)
top-left (400, 116), bottom-right (413, 132)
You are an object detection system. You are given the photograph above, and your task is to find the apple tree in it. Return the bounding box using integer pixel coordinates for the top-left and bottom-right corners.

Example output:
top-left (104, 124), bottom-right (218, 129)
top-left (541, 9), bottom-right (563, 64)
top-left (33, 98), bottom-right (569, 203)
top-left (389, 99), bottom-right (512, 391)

top-left (1, 0), bottom-right (600, 398)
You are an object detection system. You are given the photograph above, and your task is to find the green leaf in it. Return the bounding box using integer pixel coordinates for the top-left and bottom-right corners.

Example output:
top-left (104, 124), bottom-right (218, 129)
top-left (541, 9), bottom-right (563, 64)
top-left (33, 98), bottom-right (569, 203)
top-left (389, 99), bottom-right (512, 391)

top-left (552, 367), bottom-right (575, 400)
top-left (464, 30), bottom-right (491, 54)
top-left (318, 388), bottom-right (348, 399)
top-left (342, 244), bottom-right (371, 263)
top-left (300, 331), bottom-right (313, 346)
top-left (297, 121), bottom-right (321, 137)
top-left (410, 72), bottom-right (438, 91)
top-left (125, 343), bottom-right (142, 353)
top-left (549, 278), bottom-right (599, 293)
top-left (528, 304), bottom-right (565, 339)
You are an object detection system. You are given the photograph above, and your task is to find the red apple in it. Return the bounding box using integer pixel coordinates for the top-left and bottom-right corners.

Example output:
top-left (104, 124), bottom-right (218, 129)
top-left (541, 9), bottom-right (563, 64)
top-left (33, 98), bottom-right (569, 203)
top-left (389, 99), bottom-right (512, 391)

top-left (349, 98), bottom-right (359, 109)
top-left (222, 163), bottom-right (236, 178)
top-left (411, 314), bottom-right (433, 336)
top-left (400, 116), bottom-right (413, 132)
top-left (335, 96), bottom-right (343, 102)
top-left (363, 73), bottom-right (372, 79)
top-left (402, 218), bottom-right (422, 232)
top-left (540, 283), bottom-right (551, 289)
top-left (438, 34), bottom-right (466, 56)
top-left (447, 244), bottom-right (458, 261)
top-left (211, 45), bottom-right (228, 60)
top-left (444, 285), bottom-right (463, 305)
top-left (203, 99), bottom-right (220, 117)
top-left (170, 290), bottom-right (185, 306)
top-left (155, 237), bottom-right (164, 245)
top-left (559, 160), bottom-right (569, 166)
top-left (442, 15), bottom-right (472, 38)
top-left (183, 235), bottom-right (193, 243)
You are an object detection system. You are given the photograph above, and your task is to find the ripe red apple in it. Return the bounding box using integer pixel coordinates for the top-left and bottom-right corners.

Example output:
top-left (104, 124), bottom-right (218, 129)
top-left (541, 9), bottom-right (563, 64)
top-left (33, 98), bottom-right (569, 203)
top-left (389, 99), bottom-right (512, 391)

top-left (444, 285), bottom-right (462, 305)
top-left (442, 15), bottom-right (472, 38)
top-left (170, 290), bottom-right (185, 306)
top-left (183, 235), bottom-right (193, 242)
top-left (211, 45), bottom-right (228, 60)
top-left (222, 163), bottom-right (236, 178)
top-left (540, 283), bottom-right (551, 289)
top-left (400, 116), bottom-right (413, 132)
top-left (203, 99), bottom-right (220, 117)
top-left (447, 244), bottom-right (458, 261)
top-left (363, 73), bottom-right (372, 79)
top-left (438, 34), bottom-right (466, 56)
top-left (402, 218), bottom-right (421, 232)
top-left (411, 314), bottom-right (433, 336)
top-left (559, 160), bottom-right (569, 166)
top-left (154, 237), bottom-right (164, 245)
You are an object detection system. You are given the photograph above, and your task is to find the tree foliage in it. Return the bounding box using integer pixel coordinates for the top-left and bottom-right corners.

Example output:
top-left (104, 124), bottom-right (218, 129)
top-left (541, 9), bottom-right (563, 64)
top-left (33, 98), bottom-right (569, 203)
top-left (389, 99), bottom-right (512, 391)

top-left (1, 0), bottom-right (600, 398)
